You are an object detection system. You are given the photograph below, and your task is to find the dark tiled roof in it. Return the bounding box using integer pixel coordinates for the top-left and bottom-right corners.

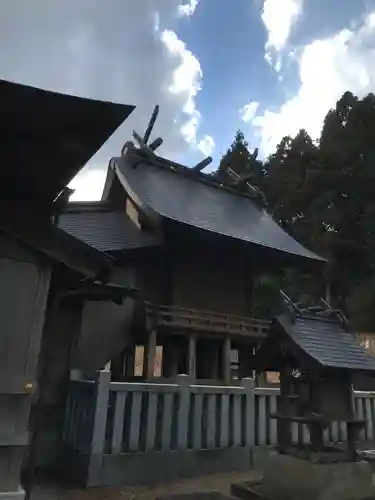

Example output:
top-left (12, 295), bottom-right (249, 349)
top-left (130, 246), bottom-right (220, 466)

top-left (58, 202), bottom-right (160, 252)
top-left (279, 314), bottom-right (375, 371)
top-left (113, 154), bottom-right (325, 262)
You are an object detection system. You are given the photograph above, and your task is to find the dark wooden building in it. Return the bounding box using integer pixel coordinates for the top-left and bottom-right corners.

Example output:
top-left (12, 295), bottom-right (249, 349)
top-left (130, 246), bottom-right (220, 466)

top-left (0, 78), bottom-right (134, 498)
top-left (58, 142), bottom-right (326, 389)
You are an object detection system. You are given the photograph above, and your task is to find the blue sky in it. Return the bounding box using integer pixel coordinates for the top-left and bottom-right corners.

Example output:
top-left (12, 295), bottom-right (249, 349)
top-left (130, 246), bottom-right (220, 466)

top-left (0, 0), bottom-right (374, 199)
top-left (173, 0), bottom-right (373, 164)
top-left (177, 0), bottom-right (270, 159)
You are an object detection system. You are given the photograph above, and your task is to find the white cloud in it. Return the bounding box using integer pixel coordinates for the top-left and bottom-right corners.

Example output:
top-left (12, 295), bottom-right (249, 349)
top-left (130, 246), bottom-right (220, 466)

top-left (251, 9), bottom-right (375, 156)
top-left (161, 29), bottom-right (202, 115)
top-left (160, 29), bottom-right (215, 157)
top-left (0, 1), bottom-right (209, 200)
top-left (240, 101), bottom-right (259, 123)
top-left (177, 0), bottom-right (199, 17)
top-left (198, 135), bottom-right (215, 156)
top-left (69, 167), bottom-right (107, 201)
top-left (261, 0), bottom-right (303, 70)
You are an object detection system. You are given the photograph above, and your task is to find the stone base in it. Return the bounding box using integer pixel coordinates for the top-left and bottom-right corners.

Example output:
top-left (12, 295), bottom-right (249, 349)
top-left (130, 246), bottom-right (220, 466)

top-left (261, 451), bottom-right (375, 500)
top-left (0, 488), bottom-right (25, 499)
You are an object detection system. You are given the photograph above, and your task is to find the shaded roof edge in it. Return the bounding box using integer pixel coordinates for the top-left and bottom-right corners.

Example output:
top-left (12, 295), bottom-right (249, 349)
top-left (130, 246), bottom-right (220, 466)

top-left (1, 77), bottom-right (136, 113)
top-left (0, 78), bottom-right (136, 204)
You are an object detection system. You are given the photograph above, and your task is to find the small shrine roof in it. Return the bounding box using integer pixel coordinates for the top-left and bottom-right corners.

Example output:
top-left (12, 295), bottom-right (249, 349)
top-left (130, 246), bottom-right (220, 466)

top-left (278, 314), bottom-right (375, 372)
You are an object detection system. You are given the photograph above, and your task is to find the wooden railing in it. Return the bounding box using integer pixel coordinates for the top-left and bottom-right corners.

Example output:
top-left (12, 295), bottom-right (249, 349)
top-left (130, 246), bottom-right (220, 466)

top-left (145, 303), bottom-right (271, 338)
top-left (62, 379), bottom-right (96, 454)
top-left (63, 372), bottom-right (375, 487)
top-left (63, 372), bottom-right (255, 486)
top-left (253, 388), bottom-right (375, 446)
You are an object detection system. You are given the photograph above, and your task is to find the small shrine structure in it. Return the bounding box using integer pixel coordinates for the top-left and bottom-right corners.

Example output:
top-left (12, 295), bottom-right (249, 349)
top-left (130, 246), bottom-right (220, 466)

top-left (255, 291), bottom-right (375, 461)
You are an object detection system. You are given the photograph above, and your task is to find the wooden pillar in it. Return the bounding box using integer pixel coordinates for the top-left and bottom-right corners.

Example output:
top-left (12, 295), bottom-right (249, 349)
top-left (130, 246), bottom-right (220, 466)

top-left (196, 339), bottom-right (221, 380)
top-left (162, 342), bottom-right (172, 377)
top-left (238, 344), bottom-right (254, 379)
top-left (142, 330), bottom-right (157, 380)
top-left (188, 334), bottom-right (196, 379)
top-left (110, 350), bottom-right (125, 380)
top-left (124, 344), bottom-right (136, 378)
top-left (210, 341), bottom-right (220, 379)
top-left (162, 339), bottom-right (179, 377)
top-left (222, 336), bottom-right (231, 385)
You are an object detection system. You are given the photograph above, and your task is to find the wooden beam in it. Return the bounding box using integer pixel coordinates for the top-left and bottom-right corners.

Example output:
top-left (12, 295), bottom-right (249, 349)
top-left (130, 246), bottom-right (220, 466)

top-left (192, 156), bottom-right (213, 172)
top-left (143, 105), bottom-right (159, 144)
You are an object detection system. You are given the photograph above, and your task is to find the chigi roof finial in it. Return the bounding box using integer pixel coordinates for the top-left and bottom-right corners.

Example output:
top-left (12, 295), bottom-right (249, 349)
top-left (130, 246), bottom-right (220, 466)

top-left (121, 105), bottom-right (213, 172)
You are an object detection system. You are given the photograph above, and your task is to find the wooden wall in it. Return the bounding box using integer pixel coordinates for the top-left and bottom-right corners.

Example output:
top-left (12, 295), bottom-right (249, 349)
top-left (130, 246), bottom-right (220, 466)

top-left (135, 253), bottom-right (166, 304)
top-left (0, 232), bottom-right (51, 492)
top-left (32, 295), bottom-right (83, 468)
top-left (172, 245), bottom-right (253, 315)
top-left (72, 267), bottom-right (137, 372)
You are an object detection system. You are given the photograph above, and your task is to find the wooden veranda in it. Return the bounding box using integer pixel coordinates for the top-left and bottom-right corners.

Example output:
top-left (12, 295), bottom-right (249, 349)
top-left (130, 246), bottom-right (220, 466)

top-left (144, 302), bottom-right (271, 338)
top-left (116, 302), bottom-right (272, 384)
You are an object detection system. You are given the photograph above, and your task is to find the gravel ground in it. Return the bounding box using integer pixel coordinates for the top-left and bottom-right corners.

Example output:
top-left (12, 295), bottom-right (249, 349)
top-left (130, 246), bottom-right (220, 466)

top-left (29, 470), bottom-right (259, 500)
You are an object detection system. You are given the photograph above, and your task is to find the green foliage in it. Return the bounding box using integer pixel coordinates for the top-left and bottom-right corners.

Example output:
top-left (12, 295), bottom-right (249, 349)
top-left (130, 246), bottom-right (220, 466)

top-left (216, 129), bottom-right (265, 189)
top-left (218, 92), bottom-right (375, 330)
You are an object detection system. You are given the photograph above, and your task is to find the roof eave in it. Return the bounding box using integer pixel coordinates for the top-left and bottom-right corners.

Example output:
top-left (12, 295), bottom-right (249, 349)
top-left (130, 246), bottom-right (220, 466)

top-left (0, 201), bottom-right (114, 279)
top-left (0, 79), bottom-right (135, 207)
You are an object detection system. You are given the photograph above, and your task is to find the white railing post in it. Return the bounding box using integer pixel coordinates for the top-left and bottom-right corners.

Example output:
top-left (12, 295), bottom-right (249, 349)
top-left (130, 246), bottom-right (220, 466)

top-left (176, 374), bottom-right (192, 449)
top-left (241, 378), bottom-right (255, 452)
top-left (87, 369), bottom-right (110, 486)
